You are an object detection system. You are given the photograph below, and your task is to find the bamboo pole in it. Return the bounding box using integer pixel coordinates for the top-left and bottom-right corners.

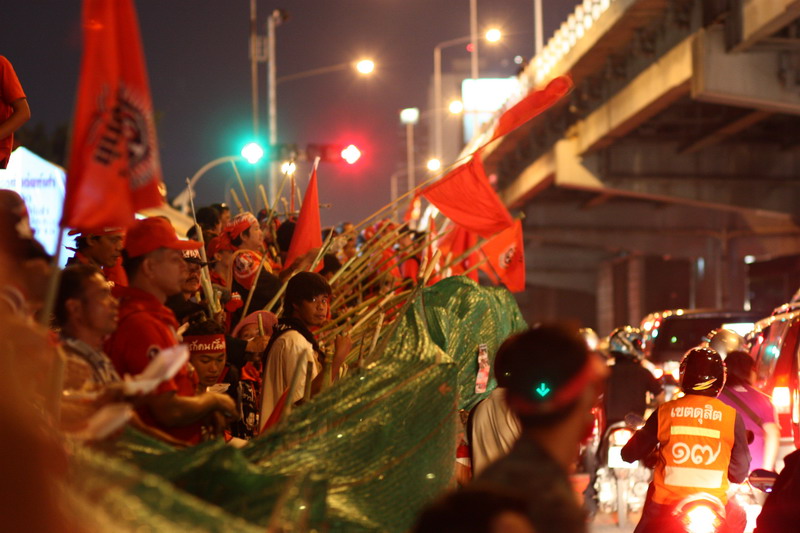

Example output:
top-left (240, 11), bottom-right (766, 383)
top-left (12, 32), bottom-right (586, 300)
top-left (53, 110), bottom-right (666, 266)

top-left (230, 159), bottom-right (254, 213)
top-left (186, 178), bottom-right (221, 316)
top-left (239, 252), bottom-right (268, 320)
top-left (230, 188), bottom-right (244, 213)
top-left (303, 361), bottom-right (313, 401)
top-left (258, 184), bottom-right (270, 214)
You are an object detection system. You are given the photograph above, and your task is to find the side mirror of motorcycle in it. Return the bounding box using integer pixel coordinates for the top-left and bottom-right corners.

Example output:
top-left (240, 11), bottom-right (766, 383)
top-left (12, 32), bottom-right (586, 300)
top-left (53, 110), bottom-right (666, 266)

top-left (624, 413), bottom-right (645, 428)
top-left (748, 468), bottom-right (778, 493)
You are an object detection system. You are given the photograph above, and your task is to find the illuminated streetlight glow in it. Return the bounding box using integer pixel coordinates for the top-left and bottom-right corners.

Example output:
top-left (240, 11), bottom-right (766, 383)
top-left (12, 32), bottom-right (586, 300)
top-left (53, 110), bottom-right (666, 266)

top-left (448, 100), bottom-right (464, 114)
top-left (485, 28), bottom-right (502, 42)
top-left (400, 107), bottom-right (420, 125)
top-left (427, 158), bottom-right (442, 172)
top-left (280, 160), bottom-right (296, 175)
top-left (341, 144), bottom-right (362, 164)
top-left (241, 142), bottom-right (264, 164)
top-left (355, 59), bottom-right (375, 75)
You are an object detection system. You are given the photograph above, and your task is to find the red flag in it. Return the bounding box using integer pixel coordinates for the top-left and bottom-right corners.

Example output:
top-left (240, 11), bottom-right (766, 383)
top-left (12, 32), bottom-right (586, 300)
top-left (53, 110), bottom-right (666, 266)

top-left (424, 215), bottom-right (441, 285)
top-left (480, 219), bottom-right (525, 292)
top-left (62, 0), bottom-right (164, 230)
top-left (421, 155), bottom-right (513, 239)
top-left (403, 194), bottom-right (421, 224)
top-left (490, 76), bottom-right (573, 142)
top-left (284, 165), bottom-right (322, 268)
top-left (438, 225), bottom-right (479, 282)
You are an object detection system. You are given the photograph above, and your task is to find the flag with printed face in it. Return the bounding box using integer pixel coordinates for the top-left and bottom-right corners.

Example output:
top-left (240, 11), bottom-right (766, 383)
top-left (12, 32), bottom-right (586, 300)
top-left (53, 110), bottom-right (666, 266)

top-left (62, 0), bottom-right (164, 231)
top-left (479, 219), bottom-right (525, 292)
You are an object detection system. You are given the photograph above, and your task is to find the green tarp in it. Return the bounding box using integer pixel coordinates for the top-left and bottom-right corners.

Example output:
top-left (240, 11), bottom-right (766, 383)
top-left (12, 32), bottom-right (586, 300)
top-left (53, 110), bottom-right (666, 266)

top-left (70, 277), bottom-right (527, 532)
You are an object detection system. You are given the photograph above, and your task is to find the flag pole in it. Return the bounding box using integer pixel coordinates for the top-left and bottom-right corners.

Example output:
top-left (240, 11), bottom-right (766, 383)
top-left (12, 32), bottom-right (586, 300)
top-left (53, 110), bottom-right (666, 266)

top-left (186, 178), bottom-right (222, 316)
top-left (41, 227), bottom-right (66, 421)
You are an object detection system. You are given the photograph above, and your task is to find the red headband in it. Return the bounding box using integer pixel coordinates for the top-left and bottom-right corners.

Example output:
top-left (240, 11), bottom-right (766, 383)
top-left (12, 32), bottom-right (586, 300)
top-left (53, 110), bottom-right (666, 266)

top-left (185, 334), bottom-right (226, 356)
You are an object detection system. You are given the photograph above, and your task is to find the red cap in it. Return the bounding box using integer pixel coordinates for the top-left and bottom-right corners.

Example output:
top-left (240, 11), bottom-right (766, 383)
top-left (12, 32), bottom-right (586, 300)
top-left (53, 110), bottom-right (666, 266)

top-left (124, 217), bottom-right (202, 258)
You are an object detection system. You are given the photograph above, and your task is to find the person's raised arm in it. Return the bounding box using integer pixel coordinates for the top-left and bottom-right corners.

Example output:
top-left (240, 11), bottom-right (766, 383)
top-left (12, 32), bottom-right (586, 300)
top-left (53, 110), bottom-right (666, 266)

top-left (143, 390), bottom-right (236, 428)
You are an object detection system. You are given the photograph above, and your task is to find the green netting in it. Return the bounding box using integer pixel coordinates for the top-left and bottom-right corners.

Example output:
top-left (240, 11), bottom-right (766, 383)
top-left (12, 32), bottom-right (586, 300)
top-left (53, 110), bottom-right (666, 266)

top-left (66, 276), bottom-right (527, 532)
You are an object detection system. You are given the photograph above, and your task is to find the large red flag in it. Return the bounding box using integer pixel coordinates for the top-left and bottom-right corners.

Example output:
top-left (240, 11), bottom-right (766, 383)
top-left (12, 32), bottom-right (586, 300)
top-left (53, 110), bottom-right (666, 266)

top-left (62, 0), bottom-right (164, 231)
top-left (421, 155), bottom-right (513, 239)
top-left (490, 75), bottom-right (573, 142)
top-left (284, 165), bottom-right (322, 268)
top-left (479, 219), bottom-right (525, 292)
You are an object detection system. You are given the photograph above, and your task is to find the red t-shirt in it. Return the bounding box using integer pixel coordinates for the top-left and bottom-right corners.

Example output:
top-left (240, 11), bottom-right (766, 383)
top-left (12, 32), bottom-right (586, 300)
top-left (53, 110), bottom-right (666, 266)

top-left (0, 56), bottom-right (26, 168)
top-left (105, 286), bottom-right (202, 443)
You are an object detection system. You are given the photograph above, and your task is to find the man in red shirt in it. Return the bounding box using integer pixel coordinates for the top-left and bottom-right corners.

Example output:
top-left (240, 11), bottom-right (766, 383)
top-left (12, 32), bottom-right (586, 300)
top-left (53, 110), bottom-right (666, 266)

top-left (65, 227), bottom-right (128, 287)
top-left (105, 217), bottom-right (236, 444)
top-left (0, 56), bottom-right (30, 169)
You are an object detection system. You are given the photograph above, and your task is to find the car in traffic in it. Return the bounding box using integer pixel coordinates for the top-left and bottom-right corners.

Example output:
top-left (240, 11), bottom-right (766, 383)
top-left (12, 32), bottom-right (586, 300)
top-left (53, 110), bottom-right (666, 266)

top-left (748, 303), bottom-right (800, 459)
top-left (639, 308), bottom-right (761, 385)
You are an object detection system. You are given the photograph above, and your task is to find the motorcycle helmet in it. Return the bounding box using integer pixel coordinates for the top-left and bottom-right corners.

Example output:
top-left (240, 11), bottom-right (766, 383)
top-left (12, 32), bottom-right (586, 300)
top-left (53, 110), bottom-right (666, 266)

top-left (679, 347), bottom-right (726, 397)
top-left (607, 326), bottom-right (644, 361)
top-left (704, 328), bottom-right (748, 359)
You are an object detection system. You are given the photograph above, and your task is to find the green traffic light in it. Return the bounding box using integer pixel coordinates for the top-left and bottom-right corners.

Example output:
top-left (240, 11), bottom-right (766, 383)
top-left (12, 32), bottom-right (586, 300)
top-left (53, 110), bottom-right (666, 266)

top-left (241, 142), bottom-right (265, 164)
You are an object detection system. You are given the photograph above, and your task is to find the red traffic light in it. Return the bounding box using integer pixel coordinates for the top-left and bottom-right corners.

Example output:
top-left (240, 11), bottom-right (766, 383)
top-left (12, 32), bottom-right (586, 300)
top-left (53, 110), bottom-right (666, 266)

top-left (341, 144), bottom-right (361, 164)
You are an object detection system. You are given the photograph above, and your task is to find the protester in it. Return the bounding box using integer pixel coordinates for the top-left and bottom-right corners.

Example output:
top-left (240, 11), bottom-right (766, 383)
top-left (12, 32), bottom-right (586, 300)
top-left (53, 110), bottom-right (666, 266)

top-left (260, 272), bottom-right (352, 425)
top-left (227, 212), bottom-right (283, 320)
top-left (0, 55), bottom-right (31, 169)
top-left (472, 324), bottom-right (609, 533)
top-left (55, 263), bottom-right (188, 445)
top-left (105, 217), bottom-right (236, 445)
top-left (66, 227), bottom-right (128, 287)
top-left (165, 248), bottom-right (207, 324)
top-left (210, 202), bottom-right (231, 228)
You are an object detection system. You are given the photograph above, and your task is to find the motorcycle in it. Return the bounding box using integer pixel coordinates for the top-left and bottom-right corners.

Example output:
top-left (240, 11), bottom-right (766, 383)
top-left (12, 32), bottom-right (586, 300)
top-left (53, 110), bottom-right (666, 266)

top-left (670, 493), bottom-right (727, 533)
top-left (594, 415), bottom-right (652, 527)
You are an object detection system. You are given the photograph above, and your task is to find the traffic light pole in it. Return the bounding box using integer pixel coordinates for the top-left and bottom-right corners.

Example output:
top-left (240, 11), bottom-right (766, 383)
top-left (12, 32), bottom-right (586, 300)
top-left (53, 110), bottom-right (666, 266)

top-left (267, 13), bottom-right (279, 202)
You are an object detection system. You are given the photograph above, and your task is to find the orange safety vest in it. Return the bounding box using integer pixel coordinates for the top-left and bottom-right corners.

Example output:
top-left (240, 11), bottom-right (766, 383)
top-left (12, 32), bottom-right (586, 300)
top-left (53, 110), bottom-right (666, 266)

top-left (653, 394), bottom-right (737, 505)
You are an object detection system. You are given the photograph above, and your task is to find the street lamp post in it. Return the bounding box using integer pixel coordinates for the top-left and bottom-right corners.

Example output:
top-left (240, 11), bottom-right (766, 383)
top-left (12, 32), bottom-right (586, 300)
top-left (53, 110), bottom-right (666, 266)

top-left (400, 108), bottom-right (420, 193)
top-left (433, 29), bottom-right (500, 163)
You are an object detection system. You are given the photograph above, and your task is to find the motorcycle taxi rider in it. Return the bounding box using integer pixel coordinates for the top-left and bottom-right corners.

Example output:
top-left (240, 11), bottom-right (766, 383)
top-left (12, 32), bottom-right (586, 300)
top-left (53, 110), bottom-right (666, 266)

top-left (621, 347), bottom-right (751, 533)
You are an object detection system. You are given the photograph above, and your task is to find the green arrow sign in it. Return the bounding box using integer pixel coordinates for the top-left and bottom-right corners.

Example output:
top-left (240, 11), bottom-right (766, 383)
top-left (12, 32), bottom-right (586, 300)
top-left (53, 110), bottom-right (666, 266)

top-left (535, 383), bottom-right (550, 397)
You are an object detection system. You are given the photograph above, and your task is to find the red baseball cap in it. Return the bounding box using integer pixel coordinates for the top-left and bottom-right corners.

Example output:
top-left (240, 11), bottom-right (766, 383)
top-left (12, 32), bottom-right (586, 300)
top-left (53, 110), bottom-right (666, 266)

top-left (125, 217), bottom-right (202, 258)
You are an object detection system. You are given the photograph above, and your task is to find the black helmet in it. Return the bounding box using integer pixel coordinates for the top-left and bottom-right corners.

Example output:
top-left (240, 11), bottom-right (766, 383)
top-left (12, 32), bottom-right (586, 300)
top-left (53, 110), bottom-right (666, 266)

top-left (679, 347), bottom-right (726, 397)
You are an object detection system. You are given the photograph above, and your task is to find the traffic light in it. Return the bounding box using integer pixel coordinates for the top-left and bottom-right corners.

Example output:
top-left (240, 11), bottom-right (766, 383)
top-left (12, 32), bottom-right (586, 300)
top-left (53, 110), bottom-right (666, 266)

top-left (305, 143), bottom-right (361, 164)
top-left (240, 142), bottom-right (265, 164)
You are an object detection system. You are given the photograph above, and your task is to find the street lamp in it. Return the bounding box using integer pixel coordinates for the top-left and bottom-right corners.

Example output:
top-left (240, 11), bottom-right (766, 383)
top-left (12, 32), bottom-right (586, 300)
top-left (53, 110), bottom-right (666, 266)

top-left (433, 28), bottom-right (502, 163)
top-left (277, 58), bottom-right (376, 84)
top-left (400, 107), bottom-right (420, 193)
top-left (426, 158), bottom-right (442, 172)
top-left (448, 99), bottom-right (464, 114)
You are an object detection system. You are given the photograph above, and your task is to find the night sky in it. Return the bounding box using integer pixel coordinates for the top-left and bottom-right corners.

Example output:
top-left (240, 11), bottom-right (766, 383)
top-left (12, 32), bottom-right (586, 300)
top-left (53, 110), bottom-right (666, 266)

top-left (4, 0), bottom-right (575, 227)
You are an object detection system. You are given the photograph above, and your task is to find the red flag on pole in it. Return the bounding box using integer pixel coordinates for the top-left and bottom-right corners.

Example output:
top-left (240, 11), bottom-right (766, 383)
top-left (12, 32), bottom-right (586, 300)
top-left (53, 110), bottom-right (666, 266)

top-left (479, 219), bottom-right (525, 292)
top-left (62, 0), bottom-right (164, 231)
top-left (421, 155), bottom-right (513, 239)
top-left (438, 225), bottom-right (480, 282)
top-left (490, 75), bottom-right (573, 142)
top-left (284, 164), bottom-right (322, 268)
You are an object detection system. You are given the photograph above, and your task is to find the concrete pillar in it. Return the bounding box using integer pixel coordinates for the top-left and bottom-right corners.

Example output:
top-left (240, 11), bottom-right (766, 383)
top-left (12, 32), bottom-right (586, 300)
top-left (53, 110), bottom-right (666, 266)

top-left (597, 261), bottom-right (614, 335)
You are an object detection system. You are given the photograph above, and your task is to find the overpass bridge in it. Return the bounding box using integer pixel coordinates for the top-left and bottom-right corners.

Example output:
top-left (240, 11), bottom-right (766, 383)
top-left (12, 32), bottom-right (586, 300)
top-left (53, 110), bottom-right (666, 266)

top-left (473, 0), bottom-right (800, 332)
